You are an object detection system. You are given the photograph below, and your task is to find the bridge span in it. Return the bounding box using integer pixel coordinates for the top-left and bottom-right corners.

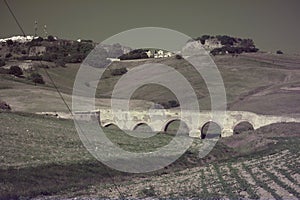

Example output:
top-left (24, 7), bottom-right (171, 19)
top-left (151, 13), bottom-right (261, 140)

top-left (74, 109), bottom-right (300, 138)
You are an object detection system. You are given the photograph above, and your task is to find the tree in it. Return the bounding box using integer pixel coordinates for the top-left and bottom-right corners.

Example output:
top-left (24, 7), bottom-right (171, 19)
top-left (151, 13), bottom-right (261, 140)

top-left (32, 37), bottom-right (43, 42)
top-left (29, 72), bottom-right (45, 84)
top-left (175, 54), bottom-right (183, 59)
top-left (276, 50), bottom-right (283, 54)
top-left (6, 39), bottom-right (13, 46)
top-left (9, 65), bottom-right (23, 76)
top-left (47, 35), bottom-right (56, 42)
top-left (199, 35), bottom-right (210, 45)
top-left (110, 68), bottom-right (127, 76)
top-left (55, 59), bottom-right (66, 67)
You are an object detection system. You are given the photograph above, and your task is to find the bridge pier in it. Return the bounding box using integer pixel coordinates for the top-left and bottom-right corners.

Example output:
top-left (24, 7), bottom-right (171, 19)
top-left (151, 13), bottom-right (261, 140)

top-left (189, 129), bottom-right (201, 138)
top-left (221, 129), bottom-right (234, 137)
top-left (75, 109), bottom-right (300, 139)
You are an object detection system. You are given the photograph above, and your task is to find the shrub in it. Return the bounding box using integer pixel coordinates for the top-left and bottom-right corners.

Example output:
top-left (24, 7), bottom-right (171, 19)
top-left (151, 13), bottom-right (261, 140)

top-left (216, 35), bottom-right (236, 46)
top-left (0, 59), bottom-right (5, 67)
top-left (21, 50), bottom-right (27, 54)
top-left (29, 72), bottom-right (45, 84)
top-left (0, 100), bottom-right (11, 110)
top-left (110, 68), bottom-right (127, 76)
top-left (32, 37), bottom-right (43, 42)
top-left (199, 35), bottom-right (210, 45)
top-left (175, 54), bottom-right (183, 59)
top-left (9, 65), bottom-right (23, 76)
top-left (276, 50), bottom-right (283, 54)
top-left (6, 40), bottom-right (13, 46)
top-left (140, 185), bottom-right (156, 197)
top-left (55, 59), bottom-right (66, 67)
top-left (47, 35), bottom-right (56, 42)
top-left (119, 49), bottom-right (148, 60)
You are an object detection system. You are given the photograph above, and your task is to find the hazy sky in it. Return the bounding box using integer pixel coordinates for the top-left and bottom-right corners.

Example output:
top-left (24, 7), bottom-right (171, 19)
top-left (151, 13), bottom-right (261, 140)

top-left (1, 0), bottom-right (300, 53)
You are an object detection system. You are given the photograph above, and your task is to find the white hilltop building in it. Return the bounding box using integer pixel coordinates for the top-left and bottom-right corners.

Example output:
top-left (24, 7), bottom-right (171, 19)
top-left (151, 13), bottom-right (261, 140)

top-left (154, 50), bottom-right (173, 58)
top-left (145, 49), bottom-right (174, 59)
top-left (146, 50), bottom-right (153, 58)
top-left (0, 35), bottom-right (36, 43)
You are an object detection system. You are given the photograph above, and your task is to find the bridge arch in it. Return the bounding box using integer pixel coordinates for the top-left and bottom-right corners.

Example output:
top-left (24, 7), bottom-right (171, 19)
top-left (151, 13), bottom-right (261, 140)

top-left (162, 118), bottom-right (190, 135)
top-left (233, 120), bottom-right (254, 134)
top-left (200, 121), bottom-right (222, 139)
top-left (131, 122), bottom-right (153, 132)
top-left (102, 123), bottom-right (121, 130)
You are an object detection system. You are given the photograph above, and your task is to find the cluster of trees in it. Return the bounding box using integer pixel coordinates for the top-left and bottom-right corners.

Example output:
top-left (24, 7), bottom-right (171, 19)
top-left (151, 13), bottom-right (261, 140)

top-left (9, 65), bottom-right (23, 77)
top-left (0, 64), bottom-right (45, 85)
top-left (23, 37), bottom-right (94, 64)
top-left (195, 35), bottom-right (238, 46)
top-left (195, 35), bottom-right (259, 55)
top-left (119, 49), bottom-right (148, 60)
top-left (194, 35), bottom-right (210, 45)
top-left (211, 46), bottom-right (259, 56)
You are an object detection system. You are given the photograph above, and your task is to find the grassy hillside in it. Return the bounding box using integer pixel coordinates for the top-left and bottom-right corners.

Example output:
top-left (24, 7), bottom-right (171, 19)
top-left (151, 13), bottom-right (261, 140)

top-left (1, 52), bottom-right (300, 115)
top-left (0, 111), bottom-right (299, 199)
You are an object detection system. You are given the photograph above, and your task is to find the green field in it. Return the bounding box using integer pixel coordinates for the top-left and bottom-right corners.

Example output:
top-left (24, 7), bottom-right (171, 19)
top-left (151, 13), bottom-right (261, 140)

top-left (1, 53), bottom-right (300, 115)
top-left (1, 52), bottom-right (300, 199)
top-left (0, 111), bottom-right (299, 199)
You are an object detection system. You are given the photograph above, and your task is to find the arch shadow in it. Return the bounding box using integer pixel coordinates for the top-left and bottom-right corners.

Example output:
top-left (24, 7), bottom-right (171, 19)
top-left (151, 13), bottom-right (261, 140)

top-left (233, 121), bottom-right (254, 134)
top-left (163, 119), bottom-right (190, 136)
top-left (132, 122), bottom-right (153, 132)
top-left (200, 121), bottom-right (222, 139)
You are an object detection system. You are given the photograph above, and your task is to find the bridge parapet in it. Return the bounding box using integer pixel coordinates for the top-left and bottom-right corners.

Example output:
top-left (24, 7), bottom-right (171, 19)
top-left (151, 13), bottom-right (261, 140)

top-left (76, 109), bottom-right (300, 138)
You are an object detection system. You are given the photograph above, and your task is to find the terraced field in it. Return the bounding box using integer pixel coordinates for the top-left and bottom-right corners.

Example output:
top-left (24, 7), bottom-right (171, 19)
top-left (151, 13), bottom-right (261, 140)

top-left (1, 111), bottom-right (299, 199)
top-left (71, 149), bottom-right (300, 199)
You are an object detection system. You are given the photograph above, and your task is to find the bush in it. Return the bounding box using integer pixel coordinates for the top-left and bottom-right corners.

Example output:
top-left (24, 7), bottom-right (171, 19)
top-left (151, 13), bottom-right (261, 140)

top-left (110, 68), bottom-right (127, 76)
top-left (9, 65), bottom-right (23, 76)
top-left (140, 185), bottom-right (156, 197)
top-left (119, 49), bottom-right (148, 60)
top-left (32, 37), bottom-right (43, 42)
top-left (200, 35), bottom-right (210, 45)
top-left (29, 72), bottom-right (45, 84)
top-left (47, 35), bottom-right (56, 42)
top-left (210, 46), bottom-right (258, 56)
top-left (216, 35), bottom-right (236, 46)
top-left (55, 59), bottom-right (66, 67)
top-left (0, 100), bottom-right (11, 110)
top-left (6, 40), bottom-right (13, 46)
top-left (21, 50), bottom-right (27, 54)
top-left (0, 59), bottom-right (5, 67)
top-left (175, 54), bottom-right (183, 59)
top-left (276, 50), bottom-right (283, 54)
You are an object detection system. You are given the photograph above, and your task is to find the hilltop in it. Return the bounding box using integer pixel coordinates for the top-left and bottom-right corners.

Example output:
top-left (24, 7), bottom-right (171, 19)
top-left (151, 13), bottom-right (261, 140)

top-left (0, 35), bottom-right (299, 116)
top-left (1, 36), bottom-right (300, 199)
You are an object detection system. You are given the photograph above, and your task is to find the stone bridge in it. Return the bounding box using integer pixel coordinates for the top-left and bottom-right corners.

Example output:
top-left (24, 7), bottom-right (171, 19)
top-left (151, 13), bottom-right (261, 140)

top-left (74, 109), bottom-right (300, 138)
